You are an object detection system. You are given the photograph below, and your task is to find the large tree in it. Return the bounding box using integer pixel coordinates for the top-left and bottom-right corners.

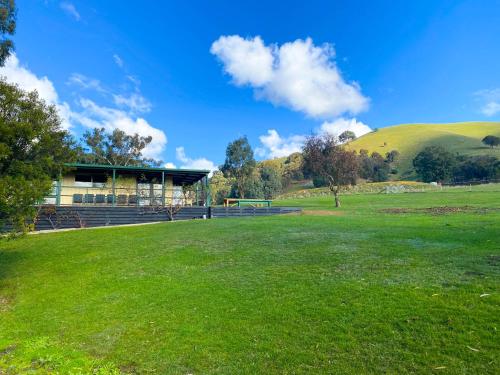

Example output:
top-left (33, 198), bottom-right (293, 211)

top-left (220, 136), bottom-right (256, 198)
top-left (79, 127), bottom-right (161, 167)
top-left (302, 134), bottom-right (359, 207)
top-left (482, 135), bottom-right (500, 148)
top-left (413, 145), bottom-right (456, 183)
top-left (0, 79), bottom-right (75, 233)
top-left (0, 0), bottom-right (16, 66)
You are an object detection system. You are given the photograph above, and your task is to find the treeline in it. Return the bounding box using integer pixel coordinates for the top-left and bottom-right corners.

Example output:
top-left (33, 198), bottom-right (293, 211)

top-left (210, 135), bottom-right (401, 205)
top-left (413, 145), bottom-right (499, 183)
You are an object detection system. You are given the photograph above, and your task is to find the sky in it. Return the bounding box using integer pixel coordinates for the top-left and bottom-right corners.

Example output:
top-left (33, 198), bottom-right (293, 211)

top-left (2, 0), bottom-right (500, 170)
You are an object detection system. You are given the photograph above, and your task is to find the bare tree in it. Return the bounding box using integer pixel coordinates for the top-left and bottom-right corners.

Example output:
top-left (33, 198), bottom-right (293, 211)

top-left (302, 134), bottom-right (359, 207)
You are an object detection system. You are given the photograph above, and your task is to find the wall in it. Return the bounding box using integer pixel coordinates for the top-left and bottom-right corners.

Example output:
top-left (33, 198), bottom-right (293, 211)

top-left (30, 206), bottom-right (301, 231)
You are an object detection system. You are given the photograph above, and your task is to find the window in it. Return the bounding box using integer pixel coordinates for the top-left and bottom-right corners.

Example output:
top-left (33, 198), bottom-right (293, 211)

top-left (74, 174), bottom-right (92, 187)
top-left (74, 174), bottom-right (108, 188)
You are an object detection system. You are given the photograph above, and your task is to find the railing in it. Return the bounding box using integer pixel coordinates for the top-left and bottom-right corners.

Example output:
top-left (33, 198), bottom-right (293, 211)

top-left (42, 185), bottom-right (209, 207)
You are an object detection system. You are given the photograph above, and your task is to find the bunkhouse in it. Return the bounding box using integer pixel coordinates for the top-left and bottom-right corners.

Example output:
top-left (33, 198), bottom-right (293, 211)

top-left (45, 163), bottom-right (211, 207)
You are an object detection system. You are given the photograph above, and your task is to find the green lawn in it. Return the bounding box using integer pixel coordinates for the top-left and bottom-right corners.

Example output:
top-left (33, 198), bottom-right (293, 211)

top-left (1, 189), bottom-right (499, 374)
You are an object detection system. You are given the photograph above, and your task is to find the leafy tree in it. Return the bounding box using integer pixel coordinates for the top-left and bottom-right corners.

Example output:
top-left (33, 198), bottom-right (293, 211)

top-left (454, 155), bottom-right (499, 182)
top-left (0, 0), bottom-right (16, 66)
top-left (220, 136), bottom-right (256, 198)
top-left (79, 127), bottom-right (161, 167)
top-left (302, 134), bottom-right (359, 207)
top-left (482, 135), bottom-right (500, 148)
top-left (260, 165), bottom-right (282, 199)
top-left (413, 145), bottom-right (456, 183)
top-left (0, 79), bottom-right (75, 233)
top-left (385, 150), bottom-right (400, 163)
top-left (283, 152), bottom-right (304, 184)
top-left (338, 130), bottom-right (356, 143)
top-left (209, 170), bottom-right (233, 205)
top-left (359, 151), bottom-right (391, 182)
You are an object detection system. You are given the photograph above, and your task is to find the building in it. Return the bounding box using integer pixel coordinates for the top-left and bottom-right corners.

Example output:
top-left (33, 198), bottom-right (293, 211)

top-left (45, 163), bottom-right (211, 207)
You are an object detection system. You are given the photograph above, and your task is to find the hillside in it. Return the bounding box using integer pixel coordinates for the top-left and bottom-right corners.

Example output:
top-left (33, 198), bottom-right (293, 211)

top-left (347, 122), bottom-right (500, 178)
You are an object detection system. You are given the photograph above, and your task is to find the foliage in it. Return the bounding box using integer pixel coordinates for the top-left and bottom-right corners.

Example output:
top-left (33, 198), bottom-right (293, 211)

top-left (220, 136), bottom-right (256, 198)
top-left (385, 149), bottom-right (400, 163)
top-left (0, 0), bottom-right (16, 66)
top-left (1, 190), bottom-right (499, 374)
top-left (348, 122), bottom-right (500, 177)
top-left (413, 145), bottom-right (457, 183)
top-left (359, 151), bottom-right (391, 182)
top-left (338, 130), bottom-right (356, 143)
top-left (482, 135), bottom-right (500, 148)
top-left (209, 170), bottom-right (233, 205)
top-left (282, 152), bottom-right (304, 185)
top-left (454, 155), bottom-right (499, 182)
top-left (260, 165), bottom-right (282, 199)
top-left (78, 127), bottom-right (161, 167)
top-left (0, 79), bottom-right (75, 233)
top-left (302, 134), bottom-right (358, 207)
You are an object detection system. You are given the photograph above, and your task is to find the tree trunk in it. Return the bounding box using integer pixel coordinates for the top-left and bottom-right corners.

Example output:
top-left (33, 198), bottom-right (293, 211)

top-left (333, 190), bottom-right (341, 207)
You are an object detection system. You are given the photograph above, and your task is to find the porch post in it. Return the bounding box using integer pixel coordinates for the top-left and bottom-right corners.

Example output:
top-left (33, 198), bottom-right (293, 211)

top-left (161, 171), bottom-right (165, 206)
top-left (55, 172), bottom-right (62, 206)
top-left (112, 168), bottom-right (116, 207)
top-left (205, 175), bottom-right (211, 207)
top-left (195, 181), bottom-right (199, 206)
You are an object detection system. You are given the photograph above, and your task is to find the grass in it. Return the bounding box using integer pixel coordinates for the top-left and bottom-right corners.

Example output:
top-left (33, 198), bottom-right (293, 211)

top-left (1, 189), bottom-right (499, 374)
top-left (347, 122), bottom-right (500, 177)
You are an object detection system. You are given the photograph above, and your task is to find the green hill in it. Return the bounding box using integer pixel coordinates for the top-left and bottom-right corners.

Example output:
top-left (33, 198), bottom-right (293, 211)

top-left (347, 122), bottom-right (500, 178)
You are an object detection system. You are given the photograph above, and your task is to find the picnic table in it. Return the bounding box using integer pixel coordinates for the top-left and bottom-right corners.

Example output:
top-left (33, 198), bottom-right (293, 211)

top-left (223, 198), bottom-right (272, 207)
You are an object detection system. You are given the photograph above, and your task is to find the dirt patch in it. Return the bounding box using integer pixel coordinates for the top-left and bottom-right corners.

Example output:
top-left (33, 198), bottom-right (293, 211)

top-left (0, 296), bottom-right (12, 312)
top-left (302, 210), bottom-right (344, 216)
top-left (380, 206), bottom-right (498, 215)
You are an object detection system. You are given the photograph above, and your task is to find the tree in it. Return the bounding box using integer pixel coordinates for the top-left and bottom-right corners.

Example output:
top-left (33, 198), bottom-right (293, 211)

top-left (338, 130), bottom-right (356, 143)
top-left (454, 155), bottom-right (499, 182)
top-left (260, 165), bottom-right (282, 199)
top-left (302, 134), bottom-right (359, 207)
top-left (209, 170), bottom-right (233, 205)
top-left (220, 136), bottom-right (256, 198)
top-left (79, 127), bottom-right (161, 167)
top-left (0, 79), bottom-right (75, 233)
top-left (413, 145), bottom-right (456, 183)
top-left (385, 150), bottom-right (400, 163)
top-left (359, 151), bottom-right (391, 182)
top-left (482, 135), bottom-right (500, 148)
top-left (0, 0), bottom-right (16, 66)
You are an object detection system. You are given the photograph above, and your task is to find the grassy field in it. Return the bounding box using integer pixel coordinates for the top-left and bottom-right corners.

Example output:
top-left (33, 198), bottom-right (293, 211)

top-left (1, 188), bottom-right (499, 374)
top-left (347, 122), bottom-right (500, 177)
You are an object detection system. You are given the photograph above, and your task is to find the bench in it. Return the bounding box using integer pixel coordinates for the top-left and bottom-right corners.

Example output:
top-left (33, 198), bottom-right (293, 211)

top-left (223, 198), bottom-right (272, 207)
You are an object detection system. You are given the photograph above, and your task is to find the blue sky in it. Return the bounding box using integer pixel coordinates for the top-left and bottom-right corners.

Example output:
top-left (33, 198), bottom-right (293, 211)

top-left (3, 0), bottom-right (500, 169)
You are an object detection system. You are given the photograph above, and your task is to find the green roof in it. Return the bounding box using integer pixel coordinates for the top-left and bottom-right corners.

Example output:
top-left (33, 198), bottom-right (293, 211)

top-left (64, 163), bottom-right (210, 185)
top-left (65, 163), bottom-right (210, 174)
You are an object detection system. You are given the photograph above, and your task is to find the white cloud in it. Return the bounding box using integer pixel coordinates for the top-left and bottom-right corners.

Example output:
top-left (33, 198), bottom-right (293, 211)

top-left (60, 2), bottom-right (80, 21)
top-left (256, 129), bottom-right (306, 158)
top-left (176, 147), bottom-right (217, 173)
top-left (210, 35), bottom-right (273, 86)
top-left (164, 162), bottom-right (176, 169)
top-left (113, 54), bottom-right (124, 68)
top-left (475, 89), bottom-right (500, 116)
top-left (68, 73), bottom-right (106, 93)
top-left (0, 54), bottom-right (73, 129)
top-left (74, 99), bottom-right (167, 159)
top-left (211, 35), bottom-right (369, 119)
top-left (113, 93), bottom-right (152, 113)
top-left (319, 117), bottom-right (371, 138)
